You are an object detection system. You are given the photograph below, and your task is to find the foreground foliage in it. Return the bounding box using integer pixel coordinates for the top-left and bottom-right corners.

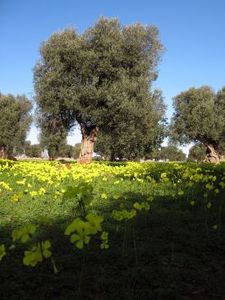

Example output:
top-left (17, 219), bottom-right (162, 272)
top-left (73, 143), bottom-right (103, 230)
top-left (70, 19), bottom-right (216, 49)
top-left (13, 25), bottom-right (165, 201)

top-left (0, 160), bottom-right (225, 299)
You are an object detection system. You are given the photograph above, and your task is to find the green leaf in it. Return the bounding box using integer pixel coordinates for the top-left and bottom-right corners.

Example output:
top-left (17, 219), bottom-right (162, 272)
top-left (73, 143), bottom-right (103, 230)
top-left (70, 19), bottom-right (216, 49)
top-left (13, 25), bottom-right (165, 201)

top-left (23, 244), bottom-right (42, 267)
top-left (76, 239), bottom-right (84, 249)
top-left (43, 249), bottom-right (52, 258)
top-left (86, 214), bottom-right (103, 234)
top-left (70, 233), bottom-right (80, 243)
top-left (206, 202), bottom-right (212, 209)
top-left (12, 224), bottom-right (37, 243)
top-left (64, 218), bottom-right (82, 235)
top-left (0, 244), bottom-right (6, 261)
top-left (42, 240), bottom-right (51, 249)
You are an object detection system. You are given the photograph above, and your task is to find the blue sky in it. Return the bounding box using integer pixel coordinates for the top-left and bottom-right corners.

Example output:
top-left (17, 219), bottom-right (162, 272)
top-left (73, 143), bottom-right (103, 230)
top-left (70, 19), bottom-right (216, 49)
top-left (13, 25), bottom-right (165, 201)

top-left (1, 0), bottom-right (225, 150)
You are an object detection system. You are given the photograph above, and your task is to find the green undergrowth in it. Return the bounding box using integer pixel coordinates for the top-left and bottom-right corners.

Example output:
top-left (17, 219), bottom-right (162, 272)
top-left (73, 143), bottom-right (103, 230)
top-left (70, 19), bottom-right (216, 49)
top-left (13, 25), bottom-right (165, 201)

top-left (0, 161), bottom-right (225, 299)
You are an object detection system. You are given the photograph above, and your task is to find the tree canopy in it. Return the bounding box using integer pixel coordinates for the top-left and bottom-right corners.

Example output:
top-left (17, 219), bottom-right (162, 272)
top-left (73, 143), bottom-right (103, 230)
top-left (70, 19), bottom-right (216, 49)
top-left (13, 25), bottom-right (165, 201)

top-left (188, 143), bottom-right (206, 162)
top-left (34, 17), bottom-right (166, 162)
top-left (0, 93), bottom-right (32, 158)
top-left (39, 115), bottom-right (68, 160)
top-left (170, 86), bottom-right (225, 163)
top-left (94, 89), bottom-right (165, 160)
top-left (148, 144), bottom-right (186, 162)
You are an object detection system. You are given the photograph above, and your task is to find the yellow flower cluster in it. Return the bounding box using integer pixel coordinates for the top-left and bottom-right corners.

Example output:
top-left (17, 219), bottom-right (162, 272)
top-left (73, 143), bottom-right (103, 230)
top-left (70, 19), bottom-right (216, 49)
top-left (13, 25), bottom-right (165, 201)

top-left (0, 160), bottom-right (224, 211)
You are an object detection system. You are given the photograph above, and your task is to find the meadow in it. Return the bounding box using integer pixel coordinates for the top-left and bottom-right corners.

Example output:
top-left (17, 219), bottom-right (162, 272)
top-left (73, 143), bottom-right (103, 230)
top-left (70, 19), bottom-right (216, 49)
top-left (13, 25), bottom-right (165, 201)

top-left (0, 160), bottom-right (225, 299)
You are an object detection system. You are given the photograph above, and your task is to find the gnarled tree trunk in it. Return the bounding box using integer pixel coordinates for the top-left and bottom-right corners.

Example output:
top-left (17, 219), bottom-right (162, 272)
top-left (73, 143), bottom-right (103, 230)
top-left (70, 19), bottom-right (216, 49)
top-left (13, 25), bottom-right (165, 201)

top-left (204, 144), bottom-right (220, 163)
top-left (0, 145), bottom-right (6, 159)
top-left (79, 123), bottom-right (97, 164)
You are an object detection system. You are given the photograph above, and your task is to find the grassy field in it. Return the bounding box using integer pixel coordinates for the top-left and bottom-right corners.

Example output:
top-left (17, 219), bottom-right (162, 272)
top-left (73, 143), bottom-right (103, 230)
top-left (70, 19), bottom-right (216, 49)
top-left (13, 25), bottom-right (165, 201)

top-left (0, 160), bottom-right (225, 299)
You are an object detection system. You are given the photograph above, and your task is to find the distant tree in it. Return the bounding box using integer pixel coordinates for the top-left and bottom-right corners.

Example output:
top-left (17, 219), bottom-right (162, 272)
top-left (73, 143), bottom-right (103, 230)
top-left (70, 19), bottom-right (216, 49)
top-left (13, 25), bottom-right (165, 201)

top-left (170, 86), bottom-right (225, 163)
top-left (23, 141), bottom-right (32, 156)
top-left (151, 145), bottom-right (186, 161)
top-left (188, 143), bottom-right (206, 162)
top-left (26, 144), bottom-right (42, 158)
top-left (58, 144), bottom-right (74, 158)
top-left (13, 140), bottom-right (31, 156)
top-left (74, 143), bottom-right (81, 159)
top-left (0, 93), bottom-right (32, 158)
top-left (39, 115), bottom-right (68, 160)
top-left (34, 17), bottom-right (165, 163)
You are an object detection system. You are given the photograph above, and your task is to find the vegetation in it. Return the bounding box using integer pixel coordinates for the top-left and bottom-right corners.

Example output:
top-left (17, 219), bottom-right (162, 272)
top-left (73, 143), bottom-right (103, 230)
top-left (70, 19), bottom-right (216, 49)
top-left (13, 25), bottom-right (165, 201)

top-left (188, 143), bottom-right (206, 162)
top-left (0, 93), bottom-right (32, 158)
top-left (171, 86), bottom-right (225, 163)
top-left (11, 141), bottom-right (79, 159)
top-left (0, 160), bottom-right (225, 299)
top-left (25, 144), bottom-right (43, 158)
top-left (58, 144), bottom-right (76, 158)
top-left (34, 17), bottom-right (166, 163)
top-left (150, 145), bottom-right (186, 161)
top-left (1, 16), bottom-right (225, 299)
top-left (73, 143), bottom-right (81, 159)
top-left (39, 118), bottom-right (68, 160)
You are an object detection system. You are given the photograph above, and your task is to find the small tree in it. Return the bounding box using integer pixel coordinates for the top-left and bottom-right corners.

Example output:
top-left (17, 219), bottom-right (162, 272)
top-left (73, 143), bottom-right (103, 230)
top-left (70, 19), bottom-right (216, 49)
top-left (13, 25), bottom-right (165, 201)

top-left (0, 93), bottom-right (32, 158)
top-left (170, 86), bottom-right (225, 163)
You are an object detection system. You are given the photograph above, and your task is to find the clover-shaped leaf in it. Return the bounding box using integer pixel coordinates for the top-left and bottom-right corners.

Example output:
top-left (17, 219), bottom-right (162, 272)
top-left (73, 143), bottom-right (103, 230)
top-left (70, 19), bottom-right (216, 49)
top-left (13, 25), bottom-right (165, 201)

top-left (86, 214), bottom-right (103, 234)
top-left (23, 240), bottom-right (52, 266)
top-left (100, 231), bottom-right (109, 249)
top-left (23, 244), bottom-right (42, 267)
top-left (12, 224), bottom-right (37, 243)
top-left (70, 233), bottom-right (91, 249)
top-left (41, 240), bottom-right (52, 258)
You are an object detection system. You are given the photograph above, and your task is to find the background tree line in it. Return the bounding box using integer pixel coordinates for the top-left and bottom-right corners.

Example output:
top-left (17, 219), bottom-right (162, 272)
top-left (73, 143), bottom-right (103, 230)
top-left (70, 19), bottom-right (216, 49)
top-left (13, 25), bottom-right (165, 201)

top-left (0, 18), bottom-right (225, 163)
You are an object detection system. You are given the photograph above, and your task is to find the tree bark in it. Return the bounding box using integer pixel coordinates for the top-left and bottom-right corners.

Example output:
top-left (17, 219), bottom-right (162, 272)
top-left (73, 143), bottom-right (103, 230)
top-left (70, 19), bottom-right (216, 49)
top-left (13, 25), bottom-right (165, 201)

top-left (0, 145), bottom-right (6, 159)
top-left (78, 123), bottom-right (97, 164)
top-left (204, 144), bottom-right (220, 163)
top-left (110, 150), bottom-right (116, 162)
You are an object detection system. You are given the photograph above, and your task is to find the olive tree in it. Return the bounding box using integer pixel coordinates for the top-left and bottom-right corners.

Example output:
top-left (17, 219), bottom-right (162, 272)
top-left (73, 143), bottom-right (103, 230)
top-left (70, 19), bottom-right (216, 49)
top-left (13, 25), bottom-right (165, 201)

top-left (171, 86), bottom-right (225, 163)
top-left (0, 93), bottom-right (32, 158)
top-left (34, 17), bottom-right (165, 163)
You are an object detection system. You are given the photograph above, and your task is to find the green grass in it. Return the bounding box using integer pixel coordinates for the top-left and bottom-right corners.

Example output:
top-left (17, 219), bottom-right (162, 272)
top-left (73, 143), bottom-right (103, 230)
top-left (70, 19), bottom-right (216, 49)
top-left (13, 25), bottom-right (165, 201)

top-left (0, 161), bottom-right (225, 299)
